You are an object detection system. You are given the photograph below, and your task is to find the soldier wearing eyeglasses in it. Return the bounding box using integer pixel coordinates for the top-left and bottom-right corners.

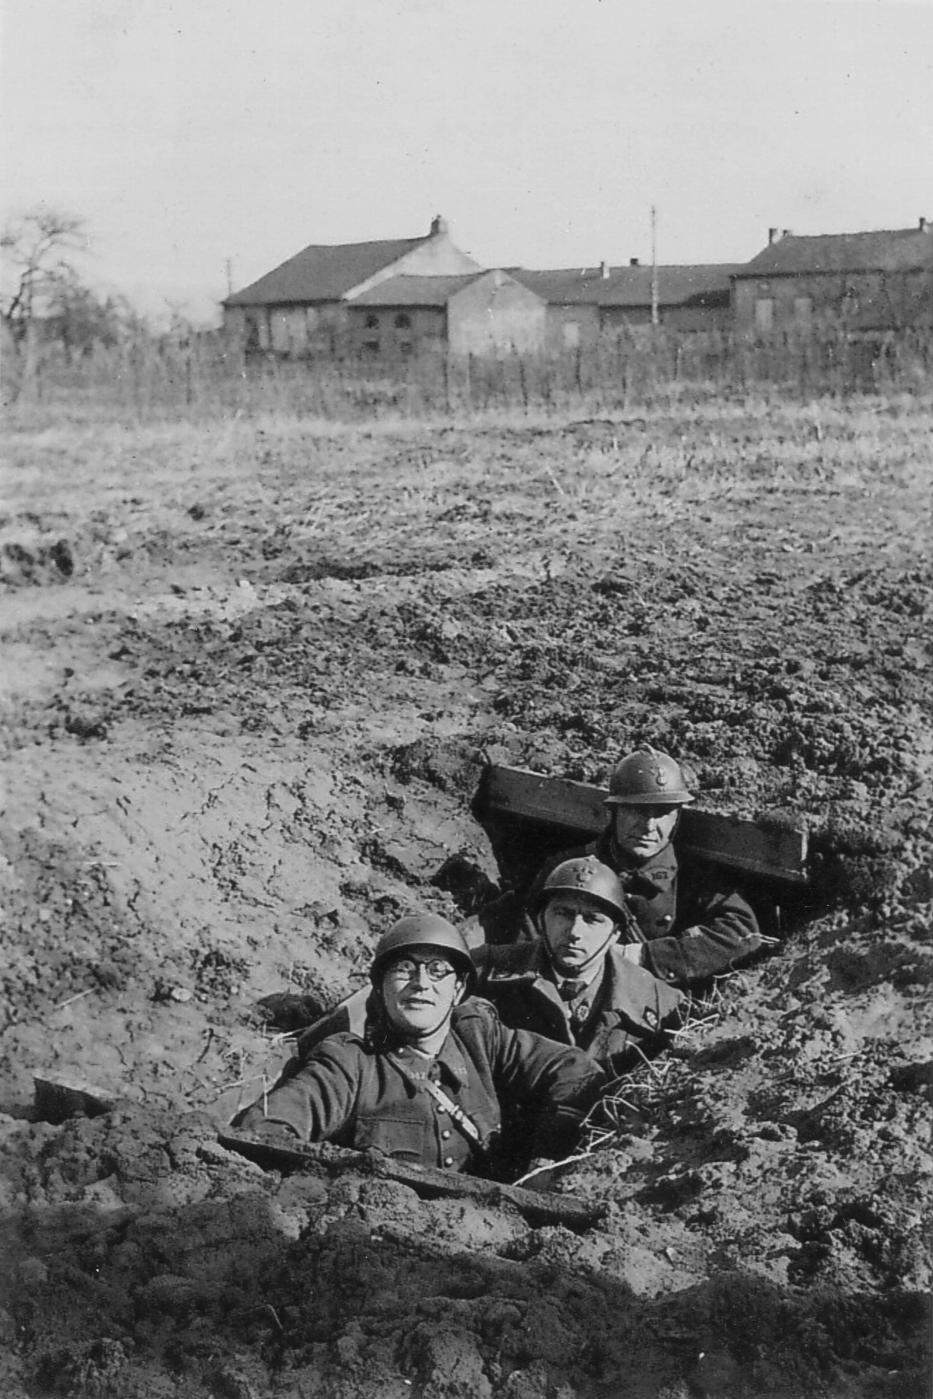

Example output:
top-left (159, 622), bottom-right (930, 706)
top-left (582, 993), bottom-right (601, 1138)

top-left (235, 913), bottom-right (604, 1176)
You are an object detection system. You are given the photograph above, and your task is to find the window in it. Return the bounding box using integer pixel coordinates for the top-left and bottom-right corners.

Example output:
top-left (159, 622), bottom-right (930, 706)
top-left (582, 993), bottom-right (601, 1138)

top-left (793, 296), bottom-right (812, 324)
top-left (393, 312), bottom-right (413, 355)
top-left (754, 298), bottom-right (774, 333)
top-left (842, 285), bottom-right (860, 317)
top-left (362, 313), bottom-right (380, 355)
top-left (562, 320), bottom-right (581, 349)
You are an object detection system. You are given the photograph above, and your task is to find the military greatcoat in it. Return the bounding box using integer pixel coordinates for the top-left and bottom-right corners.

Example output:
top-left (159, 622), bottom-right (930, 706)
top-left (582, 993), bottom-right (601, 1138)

top-left (236, 998), bottom-right (604, 1173)
top-left (473, 939), bottom-right (684, 1073)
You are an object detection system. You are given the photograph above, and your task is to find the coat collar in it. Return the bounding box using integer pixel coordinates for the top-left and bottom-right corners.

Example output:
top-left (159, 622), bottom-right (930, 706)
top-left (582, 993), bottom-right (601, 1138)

top-left (476, 936), bottom-right (683, 1027)
top-left (597, 829), bottom-right (677, 895)
top-left (389, 1031), bottom-right (473, 1091)
top-left (480, 939), bottom-right (605, 1002)
top-left (437, 1033), bottom-right (471, 1089)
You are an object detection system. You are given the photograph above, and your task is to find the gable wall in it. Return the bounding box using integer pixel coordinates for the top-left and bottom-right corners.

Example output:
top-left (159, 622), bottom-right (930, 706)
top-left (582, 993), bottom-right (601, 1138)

top-left (347, 234), bottom-right (482, 301)
top-left (448, 275), bottom-right (546, 355)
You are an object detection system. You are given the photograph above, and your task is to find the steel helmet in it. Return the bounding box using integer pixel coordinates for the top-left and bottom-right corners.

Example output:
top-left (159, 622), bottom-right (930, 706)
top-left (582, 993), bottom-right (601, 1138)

top-left (537, 856), bottom-right (627, 924)
top-left (370, 913), bottom-right (477, 993)
top-left (604, 748), bottom-right (695, 807)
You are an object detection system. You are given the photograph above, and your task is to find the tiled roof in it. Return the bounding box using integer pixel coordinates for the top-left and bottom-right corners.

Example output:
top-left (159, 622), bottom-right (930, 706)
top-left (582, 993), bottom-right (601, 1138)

top-left (510, 264), bottom-right (738, 307)
top-left (737, 227), bottom-right (933, 277)
top-left (224, 237), bottom-right (426, 306)
top-left (350, 273), bottom-right (485, 307)
top-left (508, 269), bottom-right (605, 303)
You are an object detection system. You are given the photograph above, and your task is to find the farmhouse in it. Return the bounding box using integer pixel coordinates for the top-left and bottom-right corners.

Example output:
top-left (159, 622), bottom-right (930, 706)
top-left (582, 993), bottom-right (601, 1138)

top-left (732, 219), bottom-right (933, 340)
top-left (511, 262), bottom-right (738, 351)
top-left (348, 269), bottom-right (546, 357)
top-left (221, 214), bottom-right (932, 361)
top-left (222, 216), bottom-right (481, 356)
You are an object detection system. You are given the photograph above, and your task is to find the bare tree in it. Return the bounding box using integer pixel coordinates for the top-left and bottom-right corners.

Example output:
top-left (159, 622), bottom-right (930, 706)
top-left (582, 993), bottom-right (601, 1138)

top-left (1, 206), bottom-right (88, 341)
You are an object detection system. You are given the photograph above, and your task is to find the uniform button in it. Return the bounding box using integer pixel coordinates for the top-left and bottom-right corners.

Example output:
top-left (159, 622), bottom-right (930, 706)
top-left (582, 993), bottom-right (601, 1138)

top-left (441, 1129), bottom-right (451, 1140)
top-left (444, 1156), bottom-right (454, 1167)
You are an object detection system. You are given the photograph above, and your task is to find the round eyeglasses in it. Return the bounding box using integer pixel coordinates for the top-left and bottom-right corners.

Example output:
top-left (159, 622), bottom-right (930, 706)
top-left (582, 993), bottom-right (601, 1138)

top-left (385, 957), bottom-right (458, 983)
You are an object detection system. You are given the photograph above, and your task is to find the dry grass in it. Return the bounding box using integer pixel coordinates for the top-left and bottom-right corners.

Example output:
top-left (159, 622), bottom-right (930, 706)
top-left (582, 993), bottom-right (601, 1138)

top-left (4, 323), bottom-right (931, 429)
top-left (583, 979), bottom-right (735, 1154)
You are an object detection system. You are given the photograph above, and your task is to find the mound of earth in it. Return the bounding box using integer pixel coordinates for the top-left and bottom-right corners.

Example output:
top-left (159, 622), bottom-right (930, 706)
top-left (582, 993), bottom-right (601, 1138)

top-left (1, 398), bottom-right (930, 1397)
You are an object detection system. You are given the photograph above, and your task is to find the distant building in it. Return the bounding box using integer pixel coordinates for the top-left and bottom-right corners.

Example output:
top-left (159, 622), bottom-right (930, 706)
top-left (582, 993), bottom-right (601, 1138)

top-left (348, 269), bottom-right (546, 357)
top-left (511, 262), bottom-right (738, 351)
top-left (222, 214), bottom-right (933, 363)
top-left (732, 220), bottom-right (933, 340)
top-left (222, 216), bottom-right (481, 356)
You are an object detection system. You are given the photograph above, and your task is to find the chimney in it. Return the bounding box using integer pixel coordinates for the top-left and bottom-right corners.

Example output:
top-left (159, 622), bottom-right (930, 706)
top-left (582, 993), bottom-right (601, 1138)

top-left (430, 214), bottom-right (448, 237)
top-left (782, 229), bottom-right (793, 239)
top-left (629, 257), bottom-right (640, 267)
top-left (920, 216), bottom-right (931, 233)
top-left (768, 227), bottom-right (780, 245)
top-left (600, 260), bottom-right (610, 279)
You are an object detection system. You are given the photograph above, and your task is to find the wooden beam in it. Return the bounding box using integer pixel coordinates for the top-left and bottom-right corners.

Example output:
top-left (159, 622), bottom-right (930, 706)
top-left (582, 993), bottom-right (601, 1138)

top-left (678, 808), bottom-right (808, 884)
top-left (218, 1133), bottom-right (605, 1230)
top-left (34, 1075), bottom-right (115, 1123)
top-left (478, 765), bottom-right (808, 885)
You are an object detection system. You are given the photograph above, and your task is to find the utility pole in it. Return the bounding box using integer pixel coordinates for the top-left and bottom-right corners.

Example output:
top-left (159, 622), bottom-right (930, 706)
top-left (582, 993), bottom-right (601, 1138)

top-left (650, 206), bottom-right (659, 326)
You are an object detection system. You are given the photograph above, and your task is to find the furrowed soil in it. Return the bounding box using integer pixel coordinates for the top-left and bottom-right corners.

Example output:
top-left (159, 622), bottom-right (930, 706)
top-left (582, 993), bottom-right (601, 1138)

top-left (1, 398), bottom-right (930, 1399)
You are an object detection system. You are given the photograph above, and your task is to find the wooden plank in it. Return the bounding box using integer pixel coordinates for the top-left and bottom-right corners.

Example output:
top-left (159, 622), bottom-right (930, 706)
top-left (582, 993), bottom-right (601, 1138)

top-left (218, 1133), bottom-right (605, 1230)
top-left (478, 765), bottom-right (808, 885)
top-left (482, 767), bottom-right (608, 833)
top-left (34, 1075), bottom-right (115, 1123)
top-left (678, 808), bottom-right (808, 884)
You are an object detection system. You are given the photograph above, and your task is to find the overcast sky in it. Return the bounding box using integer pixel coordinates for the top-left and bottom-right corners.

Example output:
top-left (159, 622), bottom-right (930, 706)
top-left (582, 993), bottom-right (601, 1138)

top-left (2, 0), bottom-right (931, 325)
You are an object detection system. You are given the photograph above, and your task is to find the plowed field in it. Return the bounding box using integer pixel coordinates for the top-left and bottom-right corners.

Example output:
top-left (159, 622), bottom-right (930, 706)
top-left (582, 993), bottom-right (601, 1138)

top-left (1, 396), bottom-right (930, 1398)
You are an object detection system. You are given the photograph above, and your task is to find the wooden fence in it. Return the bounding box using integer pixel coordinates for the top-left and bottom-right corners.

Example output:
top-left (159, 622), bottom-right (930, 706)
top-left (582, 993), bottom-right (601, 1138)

top-left (5, 323), bottom-right (932, 422)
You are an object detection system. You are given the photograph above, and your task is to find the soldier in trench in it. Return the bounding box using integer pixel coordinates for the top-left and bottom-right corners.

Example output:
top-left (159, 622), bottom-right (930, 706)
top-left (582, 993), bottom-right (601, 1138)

top-left (236, 913), bottom-right (605, 1177)
top-left (284, 856), bottom-right (682, 1082)
top-left (255, 747), bottom-right (760, 1091)
top-left (473, 855), bottom-right (684, 1074)
top-left (520, 748), bottom-right (764, 990)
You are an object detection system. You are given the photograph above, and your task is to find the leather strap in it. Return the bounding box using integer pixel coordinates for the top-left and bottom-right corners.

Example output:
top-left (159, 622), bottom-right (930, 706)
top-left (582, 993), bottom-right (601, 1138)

top-left (418, 1076), bottom-right (482, 1143)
